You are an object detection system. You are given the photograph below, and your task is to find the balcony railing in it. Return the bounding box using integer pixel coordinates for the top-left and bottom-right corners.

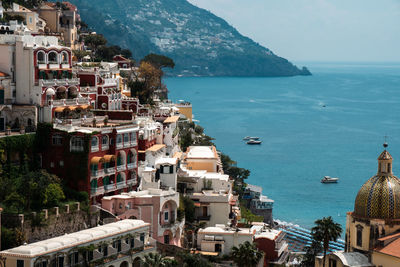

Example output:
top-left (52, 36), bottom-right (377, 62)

top-left (91, 146), bottom-right (99, 152)
top-left (106, 167), bottom-right (116, 174)
top-left (50, 97), bottom-right (91, 107)
top-left (117, 165), bottom-right (126, 171)
top-left (104, 184), bottom-right (115, 191)
top-left (39, 78), bottom-right (80, 87)
top-left (91, 169), bottom-right (104, 178)
top-left (116, 181), bottom-right (126, 189)
top-left (91, 186), bottom-right (104, 196)
top-left (127, 179), bottom-right (137, 185)
top-left (116, 142), bottom-right (123, 149)
top-left (127, 162), bottom-right (137, 169)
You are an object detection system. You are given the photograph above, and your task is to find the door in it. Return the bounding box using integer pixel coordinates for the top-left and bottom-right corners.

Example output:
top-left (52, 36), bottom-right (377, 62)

top-left (0, 118), bottom-right (4, 131)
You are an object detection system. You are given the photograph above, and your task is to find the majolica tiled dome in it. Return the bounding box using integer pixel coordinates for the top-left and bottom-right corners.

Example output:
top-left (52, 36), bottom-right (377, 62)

top-left (354, 147), bottom-right (400, 219)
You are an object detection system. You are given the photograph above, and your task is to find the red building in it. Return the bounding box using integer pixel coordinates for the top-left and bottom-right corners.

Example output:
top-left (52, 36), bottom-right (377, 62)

top-left (113, 55), bottom-right (132, 69)
top-left (254, 229), bottom-right (289, 266)
top-left (40, 120), bottom-right (139, 203)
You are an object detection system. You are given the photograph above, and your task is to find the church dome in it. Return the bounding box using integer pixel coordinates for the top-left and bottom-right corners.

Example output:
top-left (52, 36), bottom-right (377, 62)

top-left (354, 146), bottom-right (400, 220)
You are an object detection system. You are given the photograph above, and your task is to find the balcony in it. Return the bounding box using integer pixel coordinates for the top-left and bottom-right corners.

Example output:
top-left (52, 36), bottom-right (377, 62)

top-left (124, 142), bottom-right (130, 148)
top-left (127, 162), bottom-right (137, 169)
top-left (117, 165), bottom-right (126, 171)
top-left (50, 97), bottom-right (91, 107)
top-left (104, 184), bottom-right (115, 192)
top-left (116, 142), bottom-right (123, 149)
top-left (91, 169), bottom-right (104, 179)
top-left (91, 146), bottom-right (99, 152)
top-left (130, 141), bottom-right (137, 147)
top-left (38, 78), bottom-right (80, 87)
top-left (127, 179), bottom-right (136, 185)
top-left (106, 167), bottom-right (116, 175)
top-left (91, 186), bottom-right (104, 196)
top-left (116, 181), bottom-right (126, 189)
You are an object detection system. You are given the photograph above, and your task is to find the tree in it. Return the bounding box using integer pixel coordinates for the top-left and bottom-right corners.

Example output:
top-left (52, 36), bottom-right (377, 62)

top-left (142, 252), bottom-right (173, 267)
top-left (84, 34), bottom-right (107, 51)
top-left (142, 53), bottom-right (175, 69)
top-left (311, 216), bottom-right (342, 267)
top-left (177, 251), bottom-right (212, 267)
top-left (129, 61), bottom-right (162, 104)
top-left (43, 183), bottom-right (65, 207)
top-left (72, 50), bottom-right (90, 61)
top-left (301, 239), bottom-right (322, 267)
top-left (231, 241), bottom-right (263, 267)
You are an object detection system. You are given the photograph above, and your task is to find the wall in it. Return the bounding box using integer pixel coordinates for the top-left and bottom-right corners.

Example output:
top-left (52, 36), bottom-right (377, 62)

top-left (372, 251), bottom-right (400, 267)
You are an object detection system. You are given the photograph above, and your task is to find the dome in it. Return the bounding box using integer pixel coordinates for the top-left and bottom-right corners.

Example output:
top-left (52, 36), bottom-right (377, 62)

top-left (354, 147), bottom-right (400, 219)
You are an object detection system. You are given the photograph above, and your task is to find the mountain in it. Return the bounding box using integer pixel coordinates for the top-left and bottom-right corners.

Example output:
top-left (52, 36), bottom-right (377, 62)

top-left (70, 0), bottom-right (311, 77)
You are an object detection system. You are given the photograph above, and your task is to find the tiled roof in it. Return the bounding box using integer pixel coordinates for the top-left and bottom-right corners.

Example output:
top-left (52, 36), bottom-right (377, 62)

top-left (375, 235), bottom-right (400, 258)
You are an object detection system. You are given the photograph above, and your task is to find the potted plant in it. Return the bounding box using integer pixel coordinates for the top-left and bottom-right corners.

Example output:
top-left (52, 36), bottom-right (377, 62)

top-left (19, 124), bottom-right (25, 134)
top-left (103, 115), bottom-right (109, 126)
top-left (5, 124), bottom-right (11, 135)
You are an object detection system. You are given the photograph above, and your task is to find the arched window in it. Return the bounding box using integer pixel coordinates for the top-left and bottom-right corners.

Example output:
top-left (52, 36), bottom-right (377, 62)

top-left (356, 225), bottom-right (363, 247)
top-left (91, 136), bottom-right (99, 152)
top-left (61, 51), bottom-right (69, 64)
top-left (102, 135), bottom-right (109, 150)
top-left (70, 136), bottom-right (84, 152)
top-left (130, 132), bottom-right (137, 144)
top-left (48, 51), bottom-right (58, 64)
top-left (37, 51), bottom-right (45, 64)
top-left (116, 134), bottom-right (123, 148)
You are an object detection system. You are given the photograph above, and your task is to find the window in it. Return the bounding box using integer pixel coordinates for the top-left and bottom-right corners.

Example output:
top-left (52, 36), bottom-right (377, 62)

top-left (37, 51), bottom-right (45, 64)
top-left (58, 256), bottom-right (64, 267)
top-left (103, 245), bottom-right (108, 256)
top-left (59, 161), bottom-right (64, 167)
top-left (329, 259), bottom-right (337, 267)
top-left (130, 132), bottom-right (136, 144)
top-left (215, 243), bottom-right (222, 252)
top-left (91, 136), bottom-right (99, 151)
top-left (124, 133), bottom-right (129, 144)
top-left (164, 211), bottom-right (169, 222)
top-left (140, 233), bottom-right (145, 243)
top-left (70, 137), bottom-right (84, 152)
top-left (102, 135), bottom-right (109, 149)
top-left (130, 238), bottom-right (135, 248)
top-left (116, 134), bottom-right (122, 146)
top-left (356, 225), bottom-right (363, 247)
top-left (164, 234), bottom-right (170, 244)
top-left (17, 260), bottom-right (24, 267)
top-left (50, 162), bottom-right (54, 168)
top-left (52, 135), bottom-right (63, 145)
top-left (117, 240), bottom-right (122, 252)
top-left (36, 261), bottom-right (47, 267)
top-left (88, 251), bottom-right (93, 261)
top-left (61, 52), bottom-right (69, 64)
top-left (48, 51), bottom-right (58, 64)
top-left (388, 163), bottom-right (392, 173)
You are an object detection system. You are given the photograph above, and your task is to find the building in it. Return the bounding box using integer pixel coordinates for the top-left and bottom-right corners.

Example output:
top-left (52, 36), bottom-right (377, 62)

top-left (102, 188), bottom-right (184, 246)
top-left (36, 2), bottom-right (80, 49)
top-left (5, 3), bottom-right (42, 32)
top-left (317, 144), bottom-right (400, 267)
top-left (244, 184), bottom-right (274, 226)
top-left (113, 55), bottom-right (132, 69)
top-left (40, 118), bottom-right (139, 203)
top-left (0, 219), bottom-right (155, 267)
top-left (176, 101), bottom-right (192, 122)
top-left (254, 225), bottom-right (289, 267)
top-left (197, 225), bottom-right (254, 255)
top-left (185, 146), bottom-right (222, 173)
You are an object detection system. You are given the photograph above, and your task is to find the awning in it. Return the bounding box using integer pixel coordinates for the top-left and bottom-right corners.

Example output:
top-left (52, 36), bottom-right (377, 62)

top-left (54, 106), bottom-right (70, 113)
top-left (138, 150), bottom-right (146, 153)
top-left (91, 156), bottom-right (104, 164)
top-left (68, 106), bottom-right (82, 111)
top-left (103, 155), bottom-right (116, 162)
top-left (79, 104), bottom-right (92, 110)
top-left (194, 202), bottom-right (201, 207)
top-left (146, 144), bottom-right (166, 152)
top-left (163, 115), bottom-right (180, 124)
top-left (46, 88), bottom-right (56, 95)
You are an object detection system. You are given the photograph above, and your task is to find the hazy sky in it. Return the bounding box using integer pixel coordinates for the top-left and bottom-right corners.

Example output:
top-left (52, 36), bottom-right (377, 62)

top-left (188, 0), bottom-right (400, 62)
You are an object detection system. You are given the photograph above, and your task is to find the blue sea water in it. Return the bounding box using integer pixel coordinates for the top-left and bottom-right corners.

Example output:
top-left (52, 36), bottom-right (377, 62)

top-left (165, 62), bottom-right (400, 230)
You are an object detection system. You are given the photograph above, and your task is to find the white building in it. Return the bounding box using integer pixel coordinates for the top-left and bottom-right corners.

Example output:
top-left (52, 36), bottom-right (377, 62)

top-left (0, 219), bottom-right (155, 267)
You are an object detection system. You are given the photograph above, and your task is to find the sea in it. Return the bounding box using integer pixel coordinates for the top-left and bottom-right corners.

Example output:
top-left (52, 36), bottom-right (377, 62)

top-left (165, 62), bottom-right (400, 231)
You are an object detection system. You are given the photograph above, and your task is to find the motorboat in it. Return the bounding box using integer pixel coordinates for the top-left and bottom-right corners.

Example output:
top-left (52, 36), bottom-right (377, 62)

top-left (243, 136), bottom-right (260, 141)
top-left (247, 140), bottom-right (262, 145)
top-left (321, 176), bottom-right (339, 183)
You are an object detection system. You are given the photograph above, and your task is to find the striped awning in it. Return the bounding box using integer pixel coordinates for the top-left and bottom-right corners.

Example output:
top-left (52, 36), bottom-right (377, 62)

top-left (103, 155), bottom-right (116, 162)
top-left (90, 156), bottom-right (104, 164)
top-left (54, 106), bottom-right (70, 113)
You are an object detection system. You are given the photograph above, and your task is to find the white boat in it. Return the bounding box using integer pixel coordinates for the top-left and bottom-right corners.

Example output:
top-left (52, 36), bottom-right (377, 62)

top-left (247, 140), bottom-right (262, 145)
top-left (321, 176), bottom-right (339, 183)
top-left (243, 136), bottom-right (260, 141)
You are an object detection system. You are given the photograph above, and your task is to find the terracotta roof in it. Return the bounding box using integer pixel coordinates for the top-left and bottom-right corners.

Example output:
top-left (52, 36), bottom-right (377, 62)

top-left (375, 235), bottom-right (400, 258)
top-left (146, 144), bottom-right (166, 152)
top-left (378, 232), bottom-right (400, 241)
top-left (163, 116), bottom-right (180, 124)
top-left (0, 71), bottom-right (10, 77)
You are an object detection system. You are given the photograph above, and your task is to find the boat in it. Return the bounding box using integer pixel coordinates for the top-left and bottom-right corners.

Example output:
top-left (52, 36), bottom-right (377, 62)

top-left (321, 176), bottom-right (339, 183)
top-left (247, 140), bottom-right (262, 145)
top-left (243, 136), bottom-right (260, 141)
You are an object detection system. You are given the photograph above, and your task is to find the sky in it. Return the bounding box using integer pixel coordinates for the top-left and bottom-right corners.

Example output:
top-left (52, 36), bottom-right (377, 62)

top-left (188, 0), bottom-right (400, 62)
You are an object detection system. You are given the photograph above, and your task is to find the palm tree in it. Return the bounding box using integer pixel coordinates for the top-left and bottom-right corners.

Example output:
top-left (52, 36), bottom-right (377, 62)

top-left (311, 216), bottom-right (342, 267)
top-left (231, 241), bottom-right (263, 267)
top-left (142, 252), bottom-right (164, 267)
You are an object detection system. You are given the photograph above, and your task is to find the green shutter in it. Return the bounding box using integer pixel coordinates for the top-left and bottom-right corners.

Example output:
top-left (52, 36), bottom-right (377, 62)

top-left (117, 156), bottom-right (121, 165)
top-left (90, 179), bottom-right (97, 189)
top-left (103, 176), bottom-right (109, 185)
top-left (117, 173), bottom-right (122, 182)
